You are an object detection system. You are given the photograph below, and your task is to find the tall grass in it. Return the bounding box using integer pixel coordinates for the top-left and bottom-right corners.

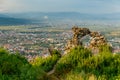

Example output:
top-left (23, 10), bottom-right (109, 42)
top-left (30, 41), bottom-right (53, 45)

top-left (54, 46), bottom-right (120, 80)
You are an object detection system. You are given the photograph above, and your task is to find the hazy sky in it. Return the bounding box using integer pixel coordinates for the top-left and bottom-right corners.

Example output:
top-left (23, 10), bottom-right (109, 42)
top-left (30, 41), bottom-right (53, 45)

top-left (0, 0), bottom-right (120, 14)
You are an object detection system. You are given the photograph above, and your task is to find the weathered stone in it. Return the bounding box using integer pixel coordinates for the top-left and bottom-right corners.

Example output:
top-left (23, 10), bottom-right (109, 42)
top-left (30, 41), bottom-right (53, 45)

top-left (65, 26), bottom-right (91, 53)
top-left (65, 26), bottom-right (109, 54)
top-left (89, 31), bottom-right (107, 51)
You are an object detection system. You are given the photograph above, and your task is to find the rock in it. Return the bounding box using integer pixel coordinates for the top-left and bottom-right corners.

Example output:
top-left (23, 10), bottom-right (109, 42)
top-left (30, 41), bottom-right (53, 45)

top-left (89, 31), bottom-right (107, 51)
top-left (65, 26), bottom-right (90, 53)
top-left (65, 26), bottom-right (110, 54)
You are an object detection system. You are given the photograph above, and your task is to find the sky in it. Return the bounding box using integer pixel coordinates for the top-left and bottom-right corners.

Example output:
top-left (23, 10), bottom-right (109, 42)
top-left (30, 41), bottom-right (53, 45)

top-left (0, 0), bottom-right (120, 14)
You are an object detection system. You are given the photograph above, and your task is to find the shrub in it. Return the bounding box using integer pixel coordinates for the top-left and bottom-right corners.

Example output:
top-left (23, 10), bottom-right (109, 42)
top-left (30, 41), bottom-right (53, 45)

top-left (0, 48), bottom-right (47, 80)
top-left (31, 50), bottom-right (61, 72)
top-left (72, 48), bottom-right (120, 79)
top-left (55, 46), bottom-right (120, 79)
top-left (55, 46), bottom-right (92, 75)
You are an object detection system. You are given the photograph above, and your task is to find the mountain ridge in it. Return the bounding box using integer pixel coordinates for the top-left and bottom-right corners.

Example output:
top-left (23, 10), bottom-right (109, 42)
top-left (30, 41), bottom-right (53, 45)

top-left (1, 12), bottom-right (120, 25)
top-left (4, 12), bottom-right (120, 20)
top-left (0, 14), bottom-right (34, 25)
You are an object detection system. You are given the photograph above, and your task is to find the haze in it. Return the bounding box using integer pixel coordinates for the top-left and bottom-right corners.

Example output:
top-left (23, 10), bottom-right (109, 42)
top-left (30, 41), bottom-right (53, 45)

top-left (0, 0), bottom-right (120, 14)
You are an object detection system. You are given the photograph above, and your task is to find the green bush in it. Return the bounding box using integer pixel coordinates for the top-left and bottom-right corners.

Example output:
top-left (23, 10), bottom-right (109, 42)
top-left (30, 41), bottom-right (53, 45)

top-left (0, 48), bottom-right (28, 75)
top-left (0, 48), bottom-right (47, 80)
top-left (55, 46), bottom-right (92, 75)
top-left (31, 49), bottom-right (61, 72)
top-left (69, 47), bottom-right (120, 79)
top-left (20, 65), bottom-right (48, 80)
top-left (1, 44), bottom-right (120, 80)
top-left (54, 45), bottom-right (120, 80)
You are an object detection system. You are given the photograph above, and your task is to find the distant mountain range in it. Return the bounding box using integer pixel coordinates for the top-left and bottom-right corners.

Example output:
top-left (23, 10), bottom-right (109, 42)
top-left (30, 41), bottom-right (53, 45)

top-left (5, 12), bottom-right (120, 20)
top-left (0, 14), bottom-right (33, 25)
top-left (0, 12), bottom-right (120, 25)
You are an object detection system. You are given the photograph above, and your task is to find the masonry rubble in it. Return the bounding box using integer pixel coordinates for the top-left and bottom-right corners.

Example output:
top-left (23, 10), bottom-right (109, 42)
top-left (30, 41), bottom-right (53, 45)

top-left (65, 26), bottom-right (109, 54)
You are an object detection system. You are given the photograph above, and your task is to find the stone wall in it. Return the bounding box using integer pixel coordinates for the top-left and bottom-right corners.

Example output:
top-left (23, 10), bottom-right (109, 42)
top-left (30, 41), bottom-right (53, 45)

top-left (65, 26), bottom-right (109, 54)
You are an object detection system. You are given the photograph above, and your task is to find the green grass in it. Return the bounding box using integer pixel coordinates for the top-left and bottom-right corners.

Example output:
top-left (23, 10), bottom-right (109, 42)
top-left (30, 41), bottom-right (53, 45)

top-left (1, 45), bottom-right (120, 80)
top-left (55, 46), bottom-right (120, 80)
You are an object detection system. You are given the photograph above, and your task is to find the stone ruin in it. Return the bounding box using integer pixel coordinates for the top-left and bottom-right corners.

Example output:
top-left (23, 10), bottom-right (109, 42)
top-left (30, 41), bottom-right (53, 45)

top-left (65, 26), bottom-right (109, 54)
top-left (89, 32), bottom-right (108, 53)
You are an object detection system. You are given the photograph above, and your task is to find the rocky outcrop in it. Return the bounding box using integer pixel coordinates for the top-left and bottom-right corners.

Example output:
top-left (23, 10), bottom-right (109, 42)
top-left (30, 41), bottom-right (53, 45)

top-left (65, 26), bottom-right (109, 54)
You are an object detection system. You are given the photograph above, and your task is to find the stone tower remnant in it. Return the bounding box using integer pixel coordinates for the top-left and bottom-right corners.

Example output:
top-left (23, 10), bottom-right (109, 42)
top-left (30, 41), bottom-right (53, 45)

top-left (65, 26), bottom-right (109, 54)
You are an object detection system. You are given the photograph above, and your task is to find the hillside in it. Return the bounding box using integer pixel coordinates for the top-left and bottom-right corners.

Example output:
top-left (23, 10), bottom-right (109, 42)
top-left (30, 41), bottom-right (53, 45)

top-left (1, 46), bottom-right (120, 80)
top-left (0, 14), bottom-right (33, 25)
top-left (0, 27), bottom-right (120, 80)
top-left (1, 12), bottom-right (120, 26)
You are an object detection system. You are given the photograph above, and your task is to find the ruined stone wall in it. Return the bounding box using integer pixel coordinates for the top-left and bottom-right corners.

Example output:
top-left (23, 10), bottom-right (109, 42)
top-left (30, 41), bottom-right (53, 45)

top-left (89, 32), bottom-right (107, 48)
top-left (65, 26), bottom-right (109, 54)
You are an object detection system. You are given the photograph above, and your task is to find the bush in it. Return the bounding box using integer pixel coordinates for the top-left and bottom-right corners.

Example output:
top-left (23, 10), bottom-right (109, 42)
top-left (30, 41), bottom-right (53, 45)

top-left (0, 48), bottom-right (28, 75)
top-left (20, 65), bottom-right (48, 80)
top-left (1, 44), bottom-right (120, 80)
top-left (54, 46), bottom-right (120, 79)
top-left (55, 46), bottom-right (92, 75)
top-left (0, 48), bottom-right (47, 80)
top-left (71, 47), bottom-right (120, 79)
top-left (31, 50), bottom-right (61, 72)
